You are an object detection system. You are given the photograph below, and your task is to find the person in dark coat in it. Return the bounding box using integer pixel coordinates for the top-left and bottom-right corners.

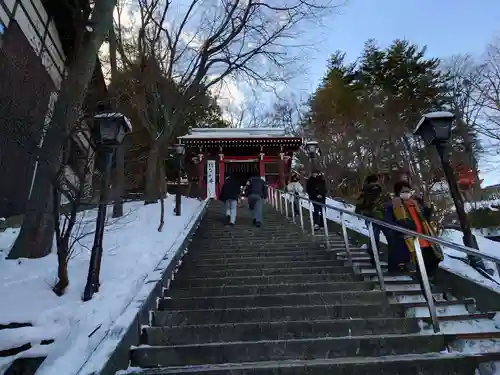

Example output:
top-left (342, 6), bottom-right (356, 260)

top-left (306, 170), bottom-right (327, 230)
top-left (355, 175), bottom-right (390, 265)
top-left (383, 181), bottom-right (444, 297)
top-left (219, 174), bottom-right (241, 225)
top-left (245, 174), bottom-right (267, 227)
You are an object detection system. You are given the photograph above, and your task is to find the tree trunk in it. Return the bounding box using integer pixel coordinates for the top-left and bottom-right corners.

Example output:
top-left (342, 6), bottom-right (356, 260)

top-left (112, 145), bottom-right (125, 217)
top-left (144, 141), bottom-right (160, 204)
top-left (8, 0), bottom-right (116, 259)
top-left (158, 197), bottom-right (165, 232)
top-left (53, 238), bottom-right (70, 296)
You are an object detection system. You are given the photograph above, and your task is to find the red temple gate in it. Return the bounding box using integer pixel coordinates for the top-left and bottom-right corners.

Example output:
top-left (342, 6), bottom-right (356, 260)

top-left (178, 128), bottom-right (302, 198)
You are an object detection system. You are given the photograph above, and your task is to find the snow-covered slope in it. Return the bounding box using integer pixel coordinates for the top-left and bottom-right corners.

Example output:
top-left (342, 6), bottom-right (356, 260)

top-left (0, 197), bottom-right (206, 374)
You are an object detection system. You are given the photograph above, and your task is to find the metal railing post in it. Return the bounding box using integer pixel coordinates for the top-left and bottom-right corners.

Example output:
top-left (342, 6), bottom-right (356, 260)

top-left (308, 201), bottom-right (315, 236)
top-left (291, 194), bottom-right (296, 223)
top-left (322, 205), bottom-right (330, 250)
top-left (284, 193), bottom-right (289, 218)
top-left (340, 212), bottom-right (353, 267)
top-left (368, 222), bottom-right (386, 291)
top-left (413, 238), bottom-right (440, 333)
top-left (279, 192), bottom-right (283, 214)
top-left (298, 196), bottom-right (305, 232)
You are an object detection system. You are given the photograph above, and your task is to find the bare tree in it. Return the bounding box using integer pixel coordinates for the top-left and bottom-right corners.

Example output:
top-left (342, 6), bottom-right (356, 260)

top-left (52, 124), bottom-right (96, 296)
top-left (113, 0), bottom-right (337, 201)
top-left (476, 38), bottom-right (500, 151)
top-left (442, 54), bottom-right (486, 199)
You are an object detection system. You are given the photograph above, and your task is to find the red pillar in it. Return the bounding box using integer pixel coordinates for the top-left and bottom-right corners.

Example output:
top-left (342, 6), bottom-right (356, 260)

top-left (278, 153), bottom-right (285, 189)
top-left (218, 153), bottom-right (224, 197)
top-left (259, 153), bottom-right (265, 179)
top-left (198, 154), bottom-right (205, 199)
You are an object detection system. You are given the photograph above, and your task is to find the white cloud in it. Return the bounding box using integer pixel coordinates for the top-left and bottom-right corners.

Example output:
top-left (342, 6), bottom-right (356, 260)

top-left (207, 76), bottom-right (247, 123)
top-left (114, 4), bottom-right (141, 31)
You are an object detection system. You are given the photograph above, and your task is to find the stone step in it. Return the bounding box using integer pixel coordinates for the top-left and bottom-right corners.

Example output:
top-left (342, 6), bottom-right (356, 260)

top-left (172, 272), bottom-right (358, 288)
top-left (130, 333), bottom-right (447, 368)
top-left (192, 237), bottom-right (316, 244)
top-left (113, 353), bottom-right (500, 374)
top-left (159, 291), bottom-right (387, 310)
top-left (186, 253), bottom-right (335, 264)
top-left (192, 243), bottom-right (334, 252)
top-left (198, 221), bottom-right (302, 228)
top-left (175, 266), bottom-right (355, 279)
top-left (191, 240), bottom-right (341, 248)
top-left (169, 281), bottom-right (376, 298)
top-left (194, 232), bottom-right (316, 239)
top-left (143, 317), bottom-right (421, 345)
top-left (192, 247), bottom-right (333, 257)
top-left (334, 251), bottom-right (372, 257)
top-left (182, 260), bottom-right (352, 272)
top-left (151, 303), bottom-right (404, 326)
top-left (190, 241), bottom-right (322, 248)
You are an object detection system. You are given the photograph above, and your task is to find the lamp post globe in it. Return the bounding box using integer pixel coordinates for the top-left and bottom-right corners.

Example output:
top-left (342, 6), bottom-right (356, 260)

top-left (414, 111), bottom-right (454, 146)
top-left (413, 111), bottom-right (487, 272)
top-left (305, 140), bottom-right (319, 157)
top-left (304, 140), bottom-right (319, 174)
top-left (83, 113), bottom-right (132, 302)
top-left (92, 112), bottom-right (133, 146)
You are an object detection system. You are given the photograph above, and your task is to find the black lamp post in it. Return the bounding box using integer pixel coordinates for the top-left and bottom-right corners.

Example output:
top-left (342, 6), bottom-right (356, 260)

top-left (414, 111), bottom-right (487, 271)
top-left (173, 143), bottom-right (185, 216)
top-left (305, 140), bottom-right (319, 173)
top-left (83, 112), bottom-right (132, 302)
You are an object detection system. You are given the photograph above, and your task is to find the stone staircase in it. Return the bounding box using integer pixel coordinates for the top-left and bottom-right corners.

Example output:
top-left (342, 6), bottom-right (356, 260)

top-left (123, 201), bottom-right (500, 374)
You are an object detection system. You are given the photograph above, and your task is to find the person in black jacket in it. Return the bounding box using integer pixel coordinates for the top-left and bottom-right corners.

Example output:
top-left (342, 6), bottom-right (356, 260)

top-left (219, 174), bottom-right (241, 225)
top-left (306, 170), bottom-right (327, 230)
top-left (245, 174), bottom-right (267, 227)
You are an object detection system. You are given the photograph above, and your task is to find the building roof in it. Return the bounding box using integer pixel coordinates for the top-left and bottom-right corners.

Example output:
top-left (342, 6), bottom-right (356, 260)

top-left (179, 127), bottom-right (295, 139)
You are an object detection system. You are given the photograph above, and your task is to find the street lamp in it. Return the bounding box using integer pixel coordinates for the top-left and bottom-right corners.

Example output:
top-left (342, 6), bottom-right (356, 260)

top-left (305, 140), bottom-right (319, 173)
top-left (414, 111), bottom-right (487, 271)
top-left (173, 143), bottom-right (185, 216)
top-left (83, 112), bottom-right (132, 302)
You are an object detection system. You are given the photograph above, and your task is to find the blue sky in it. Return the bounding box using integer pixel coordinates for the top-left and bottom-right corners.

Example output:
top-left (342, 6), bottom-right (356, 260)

top-left (305, 0), bottom-right (500, 90)
top-left (294, 0), bottom-right (500, 185)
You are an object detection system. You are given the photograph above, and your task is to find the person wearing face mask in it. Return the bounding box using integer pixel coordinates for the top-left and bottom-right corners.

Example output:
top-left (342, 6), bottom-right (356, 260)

top-left (398, 171), bottom-right (435, 220)
top-left (383, 181), bottom-right (444, 295)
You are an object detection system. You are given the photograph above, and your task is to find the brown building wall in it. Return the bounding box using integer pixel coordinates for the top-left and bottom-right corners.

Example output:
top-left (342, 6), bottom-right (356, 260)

top-left (0, 20), bottom-right (55, 217)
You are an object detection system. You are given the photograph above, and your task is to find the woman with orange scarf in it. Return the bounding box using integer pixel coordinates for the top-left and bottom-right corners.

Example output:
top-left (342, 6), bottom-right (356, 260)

top-left (383, 181), bottom-right (444, 284)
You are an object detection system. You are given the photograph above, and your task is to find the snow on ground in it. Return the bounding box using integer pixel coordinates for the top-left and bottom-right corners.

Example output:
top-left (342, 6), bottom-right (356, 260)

top-left (279, 192), bottom-right (500, 292)
top-left (465, 199), bottom-right (500, 213)
top-left (0, 196), bottom-right (205, 374)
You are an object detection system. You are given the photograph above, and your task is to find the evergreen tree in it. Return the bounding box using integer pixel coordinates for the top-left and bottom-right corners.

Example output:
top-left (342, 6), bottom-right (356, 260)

top-left (305, 38), bottom-right (452, 198)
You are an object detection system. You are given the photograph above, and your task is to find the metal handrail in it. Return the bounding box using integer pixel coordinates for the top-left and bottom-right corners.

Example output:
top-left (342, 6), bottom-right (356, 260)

top-left (266, 185), bottom-right (500, 334)
top-left (272, 187), bottom-right (500, 264)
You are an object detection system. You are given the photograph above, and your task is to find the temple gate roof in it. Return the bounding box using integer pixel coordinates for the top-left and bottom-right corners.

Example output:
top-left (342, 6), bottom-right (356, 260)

top-left (178, 127), bottom-right (302, 149)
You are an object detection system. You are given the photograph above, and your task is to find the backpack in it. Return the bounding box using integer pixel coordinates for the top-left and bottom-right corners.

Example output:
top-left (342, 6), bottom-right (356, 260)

top-left (372, 192), bottom-right (390, 220)
top-left (355, 183), bottom-right (386, 219)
